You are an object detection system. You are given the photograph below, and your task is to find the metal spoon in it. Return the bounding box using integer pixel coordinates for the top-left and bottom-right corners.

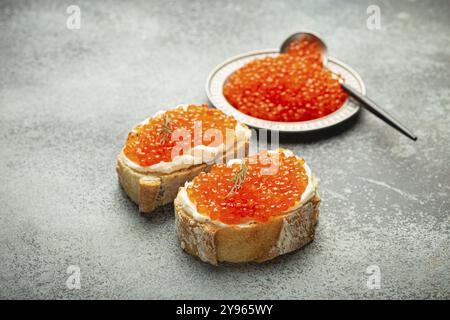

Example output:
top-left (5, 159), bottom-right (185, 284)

top-left (280, 32), bottom-right (417, 141)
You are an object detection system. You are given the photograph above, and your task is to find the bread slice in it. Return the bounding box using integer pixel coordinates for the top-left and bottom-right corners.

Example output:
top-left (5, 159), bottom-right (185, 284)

top-left (174, 181), bottom-right (320, 265)
top-left (117, 138), bottom-right (249, 213)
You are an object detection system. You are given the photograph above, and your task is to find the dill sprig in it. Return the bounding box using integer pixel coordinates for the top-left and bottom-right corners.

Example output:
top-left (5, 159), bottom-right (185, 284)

top-left (158, 114), bottom-right (173, 144)
top-left (226, 160), bottom-right (247, 197)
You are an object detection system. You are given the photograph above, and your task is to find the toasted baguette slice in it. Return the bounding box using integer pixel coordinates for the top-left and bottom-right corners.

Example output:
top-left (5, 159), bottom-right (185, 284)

top-left (117, 139), bottom-right (248, 213)
top-left (117, 105), bottom-right (250, 215)
top-left (173, 149), bottom-right (319, 264)
top-left (174, 192), bottom-right (320, 265)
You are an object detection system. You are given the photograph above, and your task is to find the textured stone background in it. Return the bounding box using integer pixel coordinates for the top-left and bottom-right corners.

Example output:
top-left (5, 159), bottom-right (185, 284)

top-left (0, 0), bottom-right (449, 299)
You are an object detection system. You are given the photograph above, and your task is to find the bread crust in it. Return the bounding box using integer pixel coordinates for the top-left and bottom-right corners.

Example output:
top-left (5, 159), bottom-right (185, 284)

top-left (117, 138), bottom-right (249, 213)
top-left (174, 192), bottom-right (320, 265)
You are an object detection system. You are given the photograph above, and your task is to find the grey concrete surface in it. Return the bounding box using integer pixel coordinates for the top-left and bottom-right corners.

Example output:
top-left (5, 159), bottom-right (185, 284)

top-left (0, 0), bottom-right (449, 299)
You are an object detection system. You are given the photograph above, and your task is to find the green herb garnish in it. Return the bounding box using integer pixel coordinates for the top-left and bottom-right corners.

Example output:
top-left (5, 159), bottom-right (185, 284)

top-left (226, 160), bottom-right (247, 197)
top-left (158, 114), bottom-right (173, 144)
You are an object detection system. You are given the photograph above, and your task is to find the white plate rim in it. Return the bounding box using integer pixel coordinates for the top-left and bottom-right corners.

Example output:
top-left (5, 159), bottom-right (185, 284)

top-left (206, 48), bottom-right (366, 132)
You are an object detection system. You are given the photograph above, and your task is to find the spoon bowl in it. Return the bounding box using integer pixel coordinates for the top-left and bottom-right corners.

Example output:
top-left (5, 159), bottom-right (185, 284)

top-left (280, 32), bottom-right (328, 64)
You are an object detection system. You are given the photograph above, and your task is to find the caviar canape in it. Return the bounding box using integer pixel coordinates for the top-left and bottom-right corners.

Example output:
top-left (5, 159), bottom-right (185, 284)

top-left (174, 149), bottom-right (320, 264)
top-left (117, 104), bottom-right (251, 213)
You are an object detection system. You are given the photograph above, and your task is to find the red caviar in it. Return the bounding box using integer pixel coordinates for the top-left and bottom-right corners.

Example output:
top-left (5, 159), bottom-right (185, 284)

top-left (187, 151), bottom-right (309, 225)
top-left (124, 105), bottom-right (237, 167)
top-left (223, 38), bottom-right (347, 122)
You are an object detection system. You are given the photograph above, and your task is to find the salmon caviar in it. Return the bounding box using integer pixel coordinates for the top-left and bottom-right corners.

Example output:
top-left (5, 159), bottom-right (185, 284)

top-left (186, 150), bottom-right (309, 225)
top-left (223, 38), bottom-right (348, 122)
top-left (123, 105), bottom-right (237, 167)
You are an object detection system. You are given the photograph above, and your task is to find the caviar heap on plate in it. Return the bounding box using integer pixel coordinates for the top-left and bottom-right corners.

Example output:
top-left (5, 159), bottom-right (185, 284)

top-left (223, 38), bottom-right (348, 122)
top-left (123, 105), bottom-right (238, 167)
top-left (186, 150), bottom-right (310, 225)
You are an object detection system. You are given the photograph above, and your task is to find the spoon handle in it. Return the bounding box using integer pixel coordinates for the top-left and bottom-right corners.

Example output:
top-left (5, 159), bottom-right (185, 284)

top-left (341, 83), bottom-right (417, 141)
